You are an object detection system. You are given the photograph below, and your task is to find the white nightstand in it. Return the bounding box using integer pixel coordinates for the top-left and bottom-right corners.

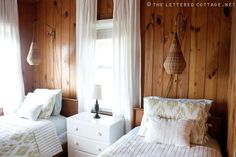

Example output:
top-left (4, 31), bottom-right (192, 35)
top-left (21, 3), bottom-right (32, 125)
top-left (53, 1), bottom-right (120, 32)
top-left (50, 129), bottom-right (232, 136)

top-left (67, 112), bottom-right (124, 157)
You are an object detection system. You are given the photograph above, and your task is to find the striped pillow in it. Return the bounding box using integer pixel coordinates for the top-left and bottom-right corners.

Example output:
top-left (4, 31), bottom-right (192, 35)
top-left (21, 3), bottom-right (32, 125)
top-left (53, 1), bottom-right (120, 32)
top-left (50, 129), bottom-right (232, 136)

top-left (144, 116), bottom-right (193, 147)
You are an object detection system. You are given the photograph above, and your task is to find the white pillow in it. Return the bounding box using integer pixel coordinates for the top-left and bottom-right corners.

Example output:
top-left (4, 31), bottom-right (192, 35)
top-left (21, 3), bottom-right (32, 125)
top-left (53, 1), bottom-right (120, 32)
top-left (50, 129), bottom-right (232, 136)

top-left (17, 93), bottom-right (44, 120)
top-left (35, 92), bottom-right (56, 119)
top-left (34, 89), bottom-right (62, 115)
top-left (17, 104), bottom-right (43, 121)
top-left (144, 116), bottom-right (194, 147)
top-left (139, 97), bottom-right (213, 144)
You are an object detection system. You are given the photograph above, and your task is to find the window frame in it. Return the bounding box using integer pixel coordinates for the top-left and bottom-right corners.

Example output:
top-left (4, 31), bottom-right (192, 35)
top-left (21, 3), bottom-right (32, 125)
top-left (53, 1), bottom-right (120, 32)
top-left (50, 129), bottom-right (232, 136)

top-left (93, 19), bottom-right (113, 113)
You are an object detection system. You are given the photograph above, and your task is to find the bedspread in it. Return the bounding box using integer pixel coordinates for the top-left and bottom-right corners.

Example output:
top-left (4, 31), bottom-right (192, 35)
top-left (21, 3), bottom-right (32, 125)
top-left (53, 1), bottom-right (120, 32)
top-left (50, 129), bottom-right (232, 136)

top-left (98, 127), bottom-right (222, 157)
top-left (0, 115), bottom-right (62, 157)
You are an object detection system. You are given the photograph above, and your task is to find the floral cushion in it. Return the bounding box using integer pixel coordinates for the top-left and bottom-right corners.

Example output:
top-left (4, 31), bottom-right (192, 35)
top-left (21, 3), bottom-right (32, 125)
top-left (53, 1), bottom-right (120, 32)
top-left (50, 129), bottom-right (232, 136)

top-left (138, 96), bottom-right (213, 144)
top-left (37, 93), bottom-right (56, 119)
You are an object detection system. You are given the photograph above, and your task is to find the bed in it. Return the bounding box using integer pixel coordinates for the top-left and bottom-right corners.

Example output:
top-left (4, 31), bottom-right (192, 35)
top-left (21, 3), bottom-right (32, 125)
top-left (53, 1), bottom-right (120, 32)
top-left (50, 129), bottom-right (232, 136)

top-left (0, 115), bottom-right (62, 157)
top-left (0, 96), bottom-right (78, 157)
top-left (98, 127), bottom-right (221, 157)
top-left (98, 97), bottom-right (222, 157)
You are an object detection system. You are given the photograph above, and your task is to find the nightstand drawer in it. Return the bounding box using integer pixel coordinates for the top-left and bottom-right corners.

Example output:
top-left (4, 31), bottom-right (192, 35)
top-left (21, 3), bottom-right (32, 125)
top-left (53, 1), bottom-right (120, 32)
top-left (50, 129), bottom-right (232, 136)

top-left (68, 134), bottom-right (109, 155)
top-left (68, 148), bottom-right (95, 157)
top-left (67, 121), bottom-right (110, 142)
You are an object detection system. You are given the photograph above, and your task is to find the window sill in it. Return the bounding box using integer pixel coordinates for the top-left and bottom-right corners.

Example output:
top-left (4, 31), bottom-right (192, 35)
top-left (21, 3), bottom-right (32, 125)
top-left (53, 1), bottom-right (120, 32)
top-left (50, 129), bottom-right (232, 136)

top-left (91, 109), bottom-right (112, 116)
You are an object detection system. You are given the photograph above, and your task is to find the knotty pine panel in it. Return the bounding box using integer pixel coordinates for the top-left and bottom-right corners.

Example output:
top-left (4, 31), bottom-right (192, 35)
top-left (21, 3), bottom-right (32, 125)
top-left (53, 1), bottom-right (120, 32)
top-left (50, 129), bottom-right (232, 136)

top-left (19, 0), bottom-right (113, 98)
top-left (141, 1), bottom-right (232, 155)
top-left (162, 0), bottom-right (179, 97)
top-left (143, 0), bottom-right (154, 97)
top-left (141, 0), bottom-right (231, 117)
top-left (53, 0), bottom-right (62, 90)
top-left (152, 0), bottom-right (164, 96)
top-left (61, 0), bottom-right (70, 97)
top-left (227, 4), bottom-right (236, 157)
top-left (19, 0), bottom-right (234, 155)
top-left (20, 0), bottom-right (232, 117)
top-left (97, 0), bottom-right (113, 19)
top-left (18, 0), bottom-right (35, 94)
top-left (177, 0), bottom-right (191, 98)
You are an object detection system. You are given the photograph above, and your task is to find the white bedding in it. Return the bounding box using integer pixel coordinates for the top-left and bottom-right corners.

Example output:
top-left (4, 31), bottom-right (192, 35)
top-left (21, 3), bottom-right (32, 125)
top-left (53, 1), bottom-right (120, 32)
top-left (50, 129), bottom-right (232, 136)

top-left (48, 115), bottom-right (67, 144)
top-left (0, 115), bottom-right (62, 157)
top-left (48, 115), bottom-right (67, 136)
top-left (98, 127), bottom-right (222, 157)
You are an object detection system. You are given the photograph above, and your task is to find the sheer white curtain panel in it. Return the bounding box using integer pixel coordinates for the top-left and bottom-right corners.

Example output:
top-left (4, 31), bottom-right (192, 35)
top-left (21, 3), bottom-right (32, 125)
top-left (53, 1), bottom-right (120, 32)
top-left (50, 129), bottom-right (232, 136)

top-left (112, 0), bottom-right (141, 132)
top-left (76, 0), bottom-right (97, 112)
top-left (0, 0), bottom-right (25, 114)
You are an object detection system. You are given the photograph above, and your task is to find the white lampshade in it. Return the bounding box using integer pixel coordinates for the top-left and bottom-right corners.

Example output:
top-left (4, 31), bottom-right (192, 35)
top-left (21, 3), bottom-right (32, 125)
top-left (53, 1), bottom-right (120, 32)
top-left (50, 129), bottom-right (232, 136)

top-left (27, 41), bottom-right (41, 65)
top-left (92, 85), bottom-right (102, 100)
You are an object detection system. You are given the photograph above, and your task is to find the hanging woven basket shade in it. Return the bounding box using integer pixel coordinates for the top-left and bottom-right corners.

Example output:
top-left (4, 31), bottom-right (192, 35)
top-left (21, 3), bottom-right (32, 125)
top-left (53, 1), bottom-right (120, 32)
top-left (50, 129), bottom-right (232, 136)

top-left (27, 41), bottom-right (41, 66)
top-left (164, 32), bottom-right (186, 74)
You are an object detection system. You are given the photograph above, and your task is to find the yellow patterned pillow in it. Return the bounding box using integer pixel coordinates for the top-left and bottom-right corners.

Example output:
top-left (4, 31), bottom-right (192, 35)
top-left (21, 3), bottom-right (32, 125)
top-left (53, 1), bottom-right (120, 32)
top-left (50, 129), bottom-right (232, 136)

top-left (34, 92), bottom-right (56, 119)
top-left (138, 97), bottom-right (212, 144)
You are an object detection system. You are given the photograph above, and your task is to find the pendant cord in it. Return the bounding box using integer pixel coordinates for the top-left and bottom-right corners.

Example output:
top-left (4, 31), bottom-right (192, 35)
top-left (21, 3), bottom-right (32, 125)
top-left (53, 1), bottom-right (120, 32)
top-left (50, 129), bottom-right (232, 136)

top-left (166, 74), bottom-right (174, 97)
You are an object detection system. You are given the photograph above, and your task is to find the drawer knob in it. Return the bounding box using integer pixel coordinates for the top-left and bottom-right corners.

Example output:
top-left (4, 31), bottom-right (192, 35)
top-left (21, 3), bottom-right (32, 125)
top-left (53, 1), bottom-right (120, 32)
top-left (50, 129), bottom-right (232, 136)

top-left (74, 141), bottom-right (79, 146)
top-left (96, 131), bottom-right (102, 136)
top-left (96, 147), bottom-right (102, 152)
top-left (75, 128), bottom-right (78, 131)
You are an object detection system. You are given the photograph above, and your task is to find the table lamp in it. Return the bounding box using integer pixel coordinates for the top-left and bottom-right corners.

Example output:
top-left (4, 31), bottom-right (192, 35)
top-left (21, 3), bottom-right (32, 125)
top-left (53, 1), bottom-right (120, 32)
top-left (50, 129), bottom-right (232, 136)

top-left (92, 85), bottom-right (102, 119)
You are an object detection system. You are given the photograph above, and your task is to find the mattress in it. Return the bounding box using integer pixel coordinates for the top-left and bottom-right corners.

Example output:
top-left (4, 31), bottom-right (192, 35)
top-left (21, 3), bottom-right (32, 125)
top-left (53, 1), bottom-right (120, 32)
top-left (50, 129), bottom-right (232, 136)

top-left (98, 127), bottom-right (222, 157)
top-left (0, 115), bottom-right (62, 157)
top-left (48, 115), bottom-right (67, 144)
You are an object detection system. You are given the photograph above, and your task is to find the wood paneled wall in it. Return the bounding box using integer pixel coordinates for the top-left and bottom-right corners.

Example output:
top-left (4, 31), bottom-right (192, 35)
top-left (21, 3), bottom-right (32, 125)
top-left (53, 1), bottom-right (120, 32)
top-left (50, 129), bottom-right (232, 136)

top-left (19, 0), bottom-right (113, 98)
top-left (18, 1), bottom-right (234, 155)
top-left (33, 0), bottom-right (76, 98)
top-left (141, 2), bottom-right (232, 155)
top-left (227, 5), bottom-right (236, 157)
top-left (18, 0), bottom-right (35, 94)
top-left (97, 0), bottom-right (113, 19)
top-left (141, 0), bottom-right (232, 119)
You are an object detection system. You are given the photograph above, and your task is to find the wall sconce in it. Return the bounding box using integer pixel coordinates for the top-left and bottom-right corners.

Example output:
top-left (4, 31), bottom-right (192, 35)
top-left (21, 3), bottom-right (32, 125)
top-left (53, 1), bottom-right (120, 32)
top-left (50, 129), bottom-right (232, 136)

top-left (27, 20), bottom-right (56, 66)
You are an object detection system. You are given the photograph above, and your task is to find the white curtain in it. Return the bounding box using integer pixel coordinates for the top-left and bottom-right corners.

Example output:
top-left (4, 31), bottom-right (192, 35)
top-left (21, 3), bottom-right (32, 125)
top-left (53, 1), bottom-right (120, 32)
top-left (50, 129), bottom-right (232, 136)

top-left (112, 0), bottom-right (141, 132)
top-left (76, 0), bottom-right (97, 112)
top-left (0, 0), bottom-right (25, 114)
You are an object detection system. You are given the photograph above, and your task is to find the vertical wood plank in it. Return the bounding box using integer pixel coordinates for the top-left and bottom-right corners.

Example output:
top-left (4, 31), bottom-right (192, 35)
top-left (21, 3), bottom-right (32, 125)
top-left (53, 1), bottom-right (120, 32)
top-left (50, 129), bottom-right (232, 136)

top-left (204, 0), bottom-right (221, 112)
top-left (53, 0), bottom-right (62, 89)
top-left (227, 6), bottom-right (236, 157)
top-left (107, 0), bottom-right (113, 16)
top-left (45, 0), bottom-right (54, 89)
top-left (37, 0), bottom-right (47, 88)
top-left (61, 0), bottom-right (70, 97)
top-left (152, 0), bottom-right (164, 96)
top-left (189, 0), bottom-right (207, 98)
top-left (216, 4), bottom-right (232, 116)
top-left (143, 0), bottom-right (154, 97)
top-left (140, 0), bottom-right (146, 106)
top-left (97, 0), bottom-right (108, 19)
top-left (18, 1), bottom-right (35, 93)
top-left (217, 2), bottom-right (232, 156)
top-left (69, 0), bottom-right (76, 98)
top-left (177, 0), bottom-right (191, 98)
top-left (162, 0), bottom-right (179, 98)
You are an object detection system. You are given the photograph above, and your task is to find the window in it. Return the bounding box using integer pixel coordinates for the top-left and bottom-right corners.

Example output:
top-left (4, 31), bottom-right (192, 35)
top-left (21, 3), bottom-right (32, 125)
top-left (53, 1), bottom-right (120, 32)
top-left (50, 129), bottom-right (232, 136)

top-left (94, 20), bottom-right (113, 111)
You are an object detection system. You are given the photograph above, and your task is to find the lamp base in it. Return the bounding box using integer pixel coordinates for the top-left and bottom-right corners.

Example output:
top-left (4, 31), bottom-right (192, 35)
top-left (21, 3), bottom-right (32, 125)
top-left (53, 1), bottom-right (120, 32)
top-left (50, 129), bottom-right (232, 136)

top-left (94, 99), bottom-right (101, 119)
top-left (94, 114), bottom-right (101, 119)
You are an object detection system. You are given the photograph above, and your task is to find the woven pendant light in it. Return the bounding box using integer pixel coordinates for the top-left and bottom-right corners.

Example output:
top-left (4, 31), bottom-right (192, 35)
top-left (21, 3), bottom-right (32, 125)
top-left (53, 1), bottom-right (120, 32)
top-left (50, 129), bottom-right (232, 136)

top-left (27, 41), bottom-right (41, 65)
top-left (27, 20), bottom-right (41, 66)
top-left (164, 32), bottom-right (186, 74)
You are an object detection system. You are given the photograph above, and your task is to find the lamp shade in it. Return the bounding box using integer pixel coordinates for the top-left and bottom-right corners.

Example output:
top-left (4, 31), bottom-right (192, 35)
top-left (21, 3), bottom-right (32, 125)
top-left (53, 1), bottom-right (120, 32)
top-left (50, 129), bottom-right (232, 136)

top-left (27, 41), bottom-right (41, 65)
top-left (92, 85), bottom-right (102, 100)
top-left (164, 32), bottom-right (186, 74)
